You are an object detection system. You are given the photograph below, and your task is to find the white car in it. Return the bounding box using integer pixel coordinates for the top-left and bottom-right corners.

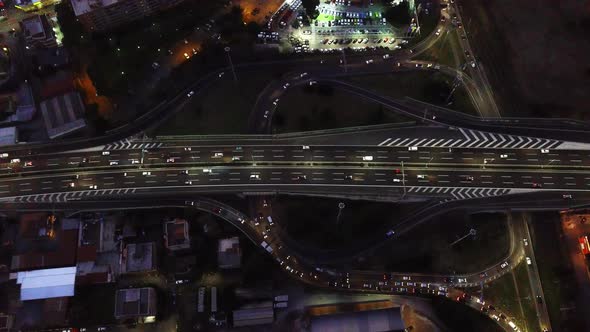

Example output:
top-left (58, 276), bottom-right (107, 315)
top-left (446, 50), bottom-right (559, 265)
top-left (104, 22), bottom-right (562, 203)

top-left (131, 159), bottom-right (140, 164)
top-left (283, 83), bottom-right (290, 89)
top-left (417, 174), bottom-right (426, 179)
top-left (184, 147), bottom-right (192, 151)
top-left (166, 158), bottom-right (175, 163)
top-left (273, 98), bottom-right (279, 105)
top-left (393, 178), bottom-right (401, 183)
top-left (232, 156), bottom-right (241, 161)
top-left (187, 90), bottom-right (195, 97)
top-left (435, 28), bottom-right (442, 36)
top-left (500, 154), bottom-right (508, 159)
top-left (408, 146), bottom-right (418, 151)
top-left (69, 182), bottom-right (75, 188)
top-left (142, 171), bottom-right (151, 176)
top-left (89, 185), bottom-right (98, 189)
top-left (362, 156), bottom-right (373, 161)
top-left (10, 158), bottom-right (20, 163)
top-left (383, 54), bottom-right (390, 59)
top-left (500, 261), bottom-right (509, 269)
top-left (102, 151), bottom-right (110, 156)
top-left (250, 174), bottom-right (260, 180)
top-left (526, 257), bottom-right (532, 265)
top-left (365, 59), bottom-right (374, 64)
top-left (523, 238), bottom-right (528, 246)
top-left (185, 181), bottom-right (192, 185)
top-left (302, 145), bottom-right (310, 150)
top-left (203, 168), bottom-right (211, 173)
top-left (402, 276), bottom-right (411, 280)
top-left (109, 161), bottom-right (118, 165)
top-left (213, 152), bottom-right (223, 158)
top-left (541, 149), bottom-right (550, 154)
top-left (457, 278), bottom-right (467, 283)
top-left (0, 153), bottom-right (8, 158)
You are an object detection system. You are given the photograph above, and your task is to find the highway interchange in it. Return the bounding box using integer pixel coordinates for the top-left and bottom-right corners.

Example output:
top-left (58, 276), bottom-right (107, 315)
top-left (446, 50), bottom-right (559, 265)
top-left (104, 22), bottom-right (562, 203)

top-left (0, 1), bottom-right (577, 331)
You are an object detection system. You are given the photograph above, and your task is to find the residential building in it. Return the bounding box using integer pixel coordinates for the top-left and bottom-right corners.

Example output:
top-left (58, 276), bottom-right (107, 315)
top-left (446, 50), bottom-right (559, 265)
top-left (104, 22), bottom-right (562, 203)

top-left (122, 242), bottom-right (155, 273)
top-left (39, 91), bottom-right (87, 139)
top-left (0, 82), bottom-right (37, 124)
top-left (20, 15), bottom-right (58, 49)
top-left (114, 287), bottom-right (157, 323)
top-left (71, 0), bottom-right (186, 32)
top-left (0, 313), bottom-right (14, 332)
top-left (218, 237), bottom-right (241, 269)
top-left (164, 218), bottom-right (190, 251)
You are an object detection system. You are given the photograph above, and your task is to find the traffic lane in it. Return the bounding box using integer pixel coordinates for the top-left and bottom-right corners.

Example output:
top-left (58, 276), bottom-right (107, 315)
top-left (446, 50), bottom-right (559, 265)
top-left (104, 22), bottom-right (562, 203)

top-left (4, 166), bottom-right (590, 198)
top-left (4, 145), bottom-right (590, 174)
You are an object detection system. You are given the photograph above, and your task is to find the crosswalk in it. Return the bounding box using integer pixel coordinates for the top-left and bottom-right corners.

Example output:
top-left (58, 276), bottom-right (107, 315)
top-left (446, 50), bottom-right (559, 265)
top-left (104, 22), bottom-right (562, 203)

top-left (104, 138), bottom-right (163, 151)
top-left (1, 188), bottom-right (137, 203)
top-left (407, 186), bottom-right (511, 200)
top-left (378, 128), bottom-right (562, 150)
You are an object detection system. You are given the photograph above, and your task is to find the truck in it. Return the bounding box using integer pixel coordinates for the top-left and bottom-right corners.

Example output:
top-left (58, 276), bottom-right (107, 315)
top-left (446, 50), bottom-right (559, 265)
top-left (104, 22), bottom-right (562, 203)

top-left (197, 287), bottom-right (205, 312)
top-left (274, 302), bottom-right (288, 308)
top-left (260, 241), bottom-right (268, 248)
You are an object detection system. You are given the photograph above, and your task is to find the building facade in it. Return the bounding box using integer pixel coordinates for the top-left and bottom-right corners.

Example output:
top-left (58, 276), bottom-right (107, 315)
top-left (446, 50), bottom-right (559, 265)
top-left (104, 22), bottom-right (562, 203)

top-left (70, 0), bottom-right (185, 32)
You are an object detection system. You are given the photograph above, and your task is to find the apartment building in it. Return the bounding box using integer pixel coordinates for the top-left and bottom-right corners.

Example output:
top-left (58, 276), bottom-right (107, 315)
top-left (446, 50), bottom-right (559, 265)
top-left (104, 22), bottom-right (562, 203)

top-left (70, 0), bottom-right (185, 32)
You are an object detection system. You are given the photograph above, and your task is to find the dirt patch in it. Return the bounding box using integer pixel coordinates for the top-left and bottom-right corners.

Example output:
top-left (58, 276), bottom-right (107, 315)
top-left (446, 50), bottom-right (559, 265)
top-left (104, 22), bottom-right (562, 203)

top-left (462, 0), bottom-right (590, 119)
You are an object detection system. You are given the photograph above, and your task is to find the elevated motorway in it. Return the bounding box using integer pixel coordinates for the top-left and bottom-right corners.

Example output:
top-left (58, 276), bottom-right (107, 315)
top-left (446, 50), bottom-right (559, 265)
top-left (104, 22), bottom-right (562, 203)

top-left (2, 124), bottom-right (590, 204)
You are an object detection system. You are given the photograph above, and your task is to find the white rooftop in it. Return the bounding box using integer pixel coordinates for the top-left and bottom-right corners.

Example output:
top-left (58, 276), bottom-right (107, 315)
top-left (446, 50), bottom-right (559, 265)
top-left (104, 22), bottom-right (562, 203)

top-left (16, 266), bottom-right (77, 301)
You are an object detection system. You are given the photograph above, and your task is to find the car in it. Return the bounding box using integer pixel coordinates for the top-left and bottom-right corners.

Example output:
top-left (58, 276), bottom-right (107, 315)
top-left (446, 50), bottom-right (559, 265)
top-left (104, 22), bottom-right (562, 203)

top-left (89, 185), bottom-right (98, 189)
top-left (69, 182), bottom-right (75, 188)
top-left (362, 156), bottom-right (373, 161)
top-left (386, 230), bottom-right (395, 237)
top-left (365, 59), bottom-right (374, 64)
top-left (523, 238), bottom-right (528, 246)
top-left (184, 147), bottom-right (192, 151)
top-left (185, 181), bottom-right (192, 185)
top-left (457, 278), bottom-right (467, 283)
top-left (479, 272), bottom-right (488, 278)
top-left (563, 194), bottom-right (573, 199)
top-left (187, 90), bottom-right (195, 97)
top-left (185, 200), bottom-right (195, 206)
top-left (0, 153), bottom-right (9, 158)
top-left (532, 183), bottom-right (542, 188)
top-left (264, 110), bottom-right (270, 118)
top-left (273, 98), bottom-right (279, 105)
top-left (541, 149), bottom-right (550, 154)
top-left (393, 178), bottom-right (401, 183)
top-left (465, 176), bottom-right (474, 181)
top-left (500, 154), bottom-right (508, 159)
top-left (500, 261), bottom-right (509, 269)
top-left (526, 257), bottom-right (532, 265)
top-left (109, 161), bottom-right (118, 166)
top-left (213, 152), bottom-right (223, 158)
top-left (102, 151), bottom-right (110, 156)
top-left (345, 175), bottom-right (353, 180)
top-left (10, 158), bottom-right (20, 163)
top-left (24, 161), bottom-right (33, 166)
top-left (435, 28), bottom-right (442, 36)
top-left (142, 171), bottom-right (151, 176)
top-left (183, 52), bottom-right (190, 59)
top-left (203, 168), bottom-right (211, 173)
top-left (283, 83), bottom-right (290, 89)
top-left (297, 175), bottom-right (307, 181)
top-left (232, 156), bottom-right (241, 161)
top-left (302, 145), bottom-right (310, 150)
top-left (250, 174), bottom-right (260, 180)
top-left (300, 72), bottom-right (308, 78)
top-left (152, 62), bottom-right (160, 69)
top-left (536, 296), bottom-right (543, 304)
top-left (402, 276), bottom-right (411, 281)
top-left (180, 170), bottom-right (189, 175)
top-left (383, 54), bottom-right (390, 59)
top-left (417, 174), bottom-right (426, 179)
top-left (130, 159), bottom-right (140, 164)
top-left (166, 158), bottom-right (175, 163)
top-left (465, 50), bottom-right (470, 57)
top-left (309, 81), bottom-right (317, 86)
top-left (408, 146), bottom-right (418, 151)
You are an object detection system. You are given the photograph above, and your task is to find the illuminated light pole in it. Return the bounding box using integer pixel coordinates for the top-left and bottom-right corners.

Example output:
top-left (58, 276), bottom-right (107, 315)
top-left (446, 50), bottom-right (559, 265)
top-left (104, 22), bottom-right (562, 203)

top-left (224, 46), bottom-right (238, 83)
top-left (336, 202), bottom-right (345, 225)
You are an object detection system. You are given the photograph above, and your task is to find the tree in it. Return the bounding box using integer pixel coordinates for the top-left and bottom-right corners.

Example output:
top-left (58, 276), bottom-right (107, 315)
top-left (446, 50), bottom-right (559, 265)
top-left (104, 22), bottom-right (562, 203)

top-left (384, 1), bottom-right (411, 27)
top-left (301, 0), bottom-right (319, 19)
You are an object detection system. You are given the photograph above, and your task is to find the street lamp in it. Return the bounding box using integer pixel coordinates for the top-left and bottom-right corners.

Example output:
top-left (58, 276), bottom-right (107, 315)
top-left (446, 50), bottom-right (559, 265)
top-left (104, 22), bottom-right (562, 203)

top-left (224, 46), bottom-right (238, 83)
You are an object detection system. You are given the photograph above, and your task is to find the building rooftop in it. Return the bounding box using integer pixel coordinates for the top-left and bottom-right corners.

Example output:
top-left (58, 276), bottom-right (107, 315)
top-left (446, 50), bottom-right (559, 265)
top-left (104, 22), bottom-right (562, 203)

top-left (164, 218), bottom-right (190, 250)
top-left (40, 91), bottom-right (86, 139)
top-left (70, 0), bottom-right (121, 16)
top-left (114, 287), bottom-right (157, 319)
top-left (218, 237), bottom-right (241, 269)
top-left (0, 126), bottom-right (17, 146)
top-left (124, 242), bottom-right (155, 273)
top-left (15, 266), bottom-right (77, 301)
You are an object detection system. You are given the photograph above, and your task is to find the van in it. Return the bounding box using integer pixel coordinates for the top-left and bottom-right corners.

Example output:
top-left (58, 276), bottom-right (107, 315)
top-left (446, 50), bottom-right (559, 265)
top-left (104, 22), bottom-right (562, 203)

top-left (362, 156), bottom-right (373, 161)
